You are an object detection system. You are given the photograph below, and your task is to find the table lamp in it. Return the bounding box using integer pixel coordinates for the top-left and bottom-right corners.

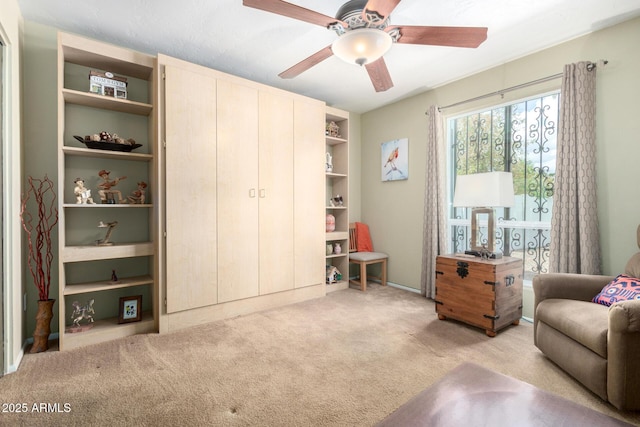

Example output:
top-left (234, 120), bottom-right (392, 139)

top-left (453, 171), bottom-right (515, 258)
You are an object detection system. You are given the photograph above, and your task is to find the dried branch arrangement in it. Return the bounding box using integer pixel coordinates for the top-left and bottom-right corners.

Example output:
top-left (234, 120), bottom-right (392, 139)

top-left (20, 175), bottom-right (58, 301)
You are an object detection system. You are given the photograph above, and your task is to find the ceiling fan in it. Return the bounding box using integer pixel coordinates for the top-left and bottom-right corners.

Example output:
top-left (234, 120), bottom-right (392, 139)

top-left (242, 0), bottom-right (488, 92)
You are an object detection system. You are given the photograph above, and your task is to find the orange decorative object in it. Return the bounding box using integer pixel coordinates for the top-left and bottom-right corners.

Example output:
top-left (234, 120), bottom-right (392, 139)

top-left (355, 222), bottom-right (374, 252)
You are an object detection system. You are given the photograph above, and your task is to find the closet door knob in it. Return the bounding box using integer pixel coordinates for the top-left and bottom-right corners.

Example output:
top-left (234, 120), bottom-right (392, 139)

top-left (249, 189), bottom-right (256, 198)
top-left (259, 189), bottom-right (266, 198)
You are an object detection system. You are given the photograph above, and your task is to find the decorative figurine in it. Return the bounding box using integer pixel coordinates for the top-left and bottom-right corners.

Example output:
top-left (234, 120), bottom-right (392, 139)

top-left (326, 265), bottom-right (342, 284)
top-left (326, 214), bottom-right (336, 232)
top-left (326, 121), bottom-right (340, 138)
top-left (111, 269), bottom-right (120, 283)
top-left (127, 181), bottom-right (147, 204)
top-left (325, 152), bottom-right (333, 172)
top-left (73, 177), bottom-right (95, 204)
top-left (330, 195), bottom-right (343, 207)
top-left (96, 220), bottom-right (118, 246)
top-left (70, 299), bottom-right (95, 328)
top-left (334, 243), bottom-right (342, 254)
top-left (97, 169), bottom-right (127, 204)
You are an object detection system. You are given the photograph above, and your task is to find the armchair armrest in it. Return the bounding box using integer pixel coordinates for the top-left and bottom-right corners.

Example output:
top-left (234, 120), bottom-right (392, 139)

top-left (609, 299), bottom-right (640, 333)
top-left (607, 299), bottom-right (640, 410)
top-left (533, 273), bottom-right (614, 307)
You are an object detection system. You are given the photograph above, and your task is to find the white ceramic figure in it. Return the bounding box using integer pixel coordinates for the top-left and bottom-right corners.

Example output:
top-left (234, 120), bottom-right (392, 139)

top-left (74, 178), bottom-right (95, 204)
top-left (326, 152), bottom-right (333, 172)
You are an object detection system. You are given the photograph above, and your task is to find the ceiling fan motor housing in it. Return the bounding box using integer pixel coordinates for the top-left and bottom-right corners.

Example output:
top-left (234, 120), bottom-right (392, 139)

top-left (335, 0), bottom-right (389, 32)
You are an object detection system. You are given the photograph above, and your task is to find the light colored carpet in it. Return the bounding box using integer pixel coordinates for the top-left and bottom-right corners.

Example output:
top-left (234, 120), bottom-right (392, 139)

top-left (2, 284), bottom-right (639, 426)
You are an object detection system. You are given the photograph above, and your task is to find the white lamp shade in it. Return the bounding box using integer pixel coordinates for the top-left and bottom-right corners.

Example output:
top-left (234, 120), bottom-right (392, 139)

top-left (331, 28), bottom-right (392, 66)
top-left (453, 171), bottom-right (515, 208)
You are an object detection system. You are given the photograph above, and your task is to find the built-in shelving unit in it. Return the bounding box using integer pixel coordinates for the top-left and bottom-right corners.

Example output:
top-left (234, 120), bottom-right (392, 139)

top-left (57, 32), bottom-right (158, 350)
top-left (325, 107), bottom-right (349, 293)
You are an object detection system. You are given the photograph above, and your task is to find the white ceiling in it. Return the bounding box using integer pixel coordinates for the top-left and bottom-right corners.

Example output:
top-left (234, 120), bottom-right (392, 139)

top-left (17, 0), bottom-right (640, 113)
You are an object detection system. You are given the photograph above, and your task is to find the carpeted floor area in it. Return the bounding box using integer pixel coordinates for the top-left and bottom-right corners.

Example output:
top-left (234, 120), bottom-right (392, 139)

top-left (1, 284), bottom-right (639, 426)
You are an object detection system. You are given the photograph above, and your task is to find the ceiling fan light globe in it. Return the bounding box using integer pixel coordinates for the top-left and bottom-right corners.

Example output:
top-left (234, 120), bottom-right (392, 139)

top-left (332, 28), bottom-right (392, 66)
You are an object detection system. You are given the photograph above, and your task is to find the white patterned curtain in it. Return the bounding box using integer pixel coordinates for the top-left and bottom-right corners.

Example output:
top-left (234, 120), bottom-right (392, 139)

top-left (420, 105), bottom-right (448, 297)
top-left (549, 62), bottom-right (601, 274)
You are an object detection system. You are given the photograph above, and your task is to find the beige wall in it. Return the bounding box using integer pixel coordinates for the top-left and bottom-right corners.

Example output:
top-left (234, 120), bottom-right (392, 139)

top-left (21, 21), bottom-right (59, 339)
top-left (360, 17), bottom-right (640, 316)
top-left (0, 0), bottom-right (23, 374)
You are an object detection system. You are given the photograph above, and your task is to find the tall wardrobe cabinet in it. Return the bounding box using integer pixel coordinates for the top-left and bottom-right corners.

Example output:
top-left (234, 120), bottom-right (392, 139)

top-left (158, 55), bottom-right (325, 332)
top-left (163, 60), bottom-right (218, 314)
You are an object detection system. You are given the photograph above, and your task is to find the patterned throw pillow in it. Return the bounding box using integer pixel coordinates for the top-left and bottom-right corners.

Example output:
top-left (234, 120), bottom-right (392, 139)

top-left (592, 274), bottom-right (640, 306)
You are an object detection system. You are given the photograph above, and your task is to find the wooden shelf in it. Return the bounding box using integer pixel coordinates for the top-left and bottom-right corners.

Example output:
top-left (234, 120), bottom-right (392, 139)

top-left (326, 231), bottom-right (349, 241)
top-left (63, 203), bottom-right (152, 208)
top-left (326, 206), bottom-right (347, 210)
top-left (63, 146), bottom-right (153, 161)
top-left (326, 172), bottom-right (347, 178)
top-left (326, 253), bottom-right (348, 260)
top-left (64, 275), bottom-right (153, 295)
top-left (62, 242), bottom-right (154, 262)
top-left (62, 312), bottom-right (155, 350)
top-left (326, 135), bottom-right (347, 146)
top-left (60, 32), bottom-right (154, 79)
top-left (63, 88), bottom-right (153, 116)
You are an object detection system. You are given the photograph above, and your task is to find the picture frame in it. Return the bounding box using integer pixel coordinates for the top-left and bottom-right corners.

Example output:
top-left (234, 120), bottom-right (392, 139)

top-left (381, 138), bottom-right (409, 181)
top-left (118, 295), bottom-right (142, 324)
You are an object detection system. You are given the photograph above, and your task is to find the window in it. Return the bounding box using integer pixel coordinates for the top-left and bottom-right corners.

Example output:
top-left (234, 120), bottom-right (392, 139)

top-left (447, 92), bottom-right (559, 280)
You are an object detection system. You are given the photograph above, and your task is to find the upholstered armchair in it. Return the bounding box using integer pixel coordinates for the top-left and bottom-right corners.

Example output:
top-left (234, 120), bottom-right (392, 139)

top-left (533, 232), bottom-right (640, 410)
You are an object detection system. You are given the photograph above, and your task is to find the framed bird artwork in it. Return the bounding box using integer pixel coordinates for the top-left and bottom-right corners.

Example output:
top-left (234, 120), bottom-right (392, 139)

top-left (381, 138), bottom-right (408, 181)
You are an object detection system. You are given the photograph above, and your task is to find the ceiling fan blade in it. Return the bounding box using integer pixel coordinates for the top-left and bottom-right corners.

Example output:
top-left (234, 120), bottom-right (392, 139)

top-left (389, 25), bottom-right (488, 48)
top-left (243, 0), bottom-right (345, 28)
top-left (365, 57), bottom-right (394, 92)
top-left (363, 0), bottom-right (402, 22)
top-left (279, 46), bottom-right (334, 79)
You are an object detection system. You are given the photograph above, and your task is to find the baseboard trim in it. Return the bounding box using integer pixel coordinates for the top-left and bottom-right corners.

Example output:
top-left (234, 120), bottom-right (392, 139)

top-left (349, 276), bottom-right (421, 294)
top-left (6, 347), bottom-right (24, 375)
top-left (9, 332), bottom-right (63, 374)
top-left (387, 282), bottom-right (421, 294)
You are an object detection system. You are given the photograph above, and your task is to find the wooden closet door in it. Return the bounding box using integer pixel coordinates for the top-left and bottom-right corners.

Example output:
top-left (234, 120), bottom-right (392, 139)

top-left (258, 91), bottom-right (294, 295)
top-left (164, 61), bottom-right (218, 313)
top-left (294, 98), bottom-right (325, 288)
top-left (217, 78), bottom-right (259, 303)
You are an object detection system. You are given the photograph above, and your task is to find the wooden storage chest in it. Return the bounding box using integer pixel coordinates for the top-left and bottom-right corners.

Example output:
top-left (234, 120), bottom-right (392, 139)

top-left (435, 254), bottom-right (523, 337)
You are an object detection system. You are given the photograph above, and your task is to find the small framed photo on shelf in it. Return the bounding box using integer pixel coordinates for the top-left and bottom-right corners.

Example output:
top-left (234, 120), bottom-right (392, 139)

top-left (118, 295), bottom-right (142, 324)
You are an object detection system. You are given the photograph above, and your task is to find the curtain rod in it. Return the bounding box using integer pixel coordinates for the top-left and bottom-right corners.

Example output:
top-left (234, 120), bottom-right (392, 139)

top-left (427, 60), bottom-right (608, 114)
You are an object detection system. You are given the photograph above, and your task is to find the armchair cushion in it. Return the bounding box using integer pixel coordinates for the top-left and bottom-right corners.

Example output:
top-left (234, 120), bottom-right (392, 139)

top-left (592, 274), bottom-right (640, 307)
top-left (536, 299), bottom-right (609, 358)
